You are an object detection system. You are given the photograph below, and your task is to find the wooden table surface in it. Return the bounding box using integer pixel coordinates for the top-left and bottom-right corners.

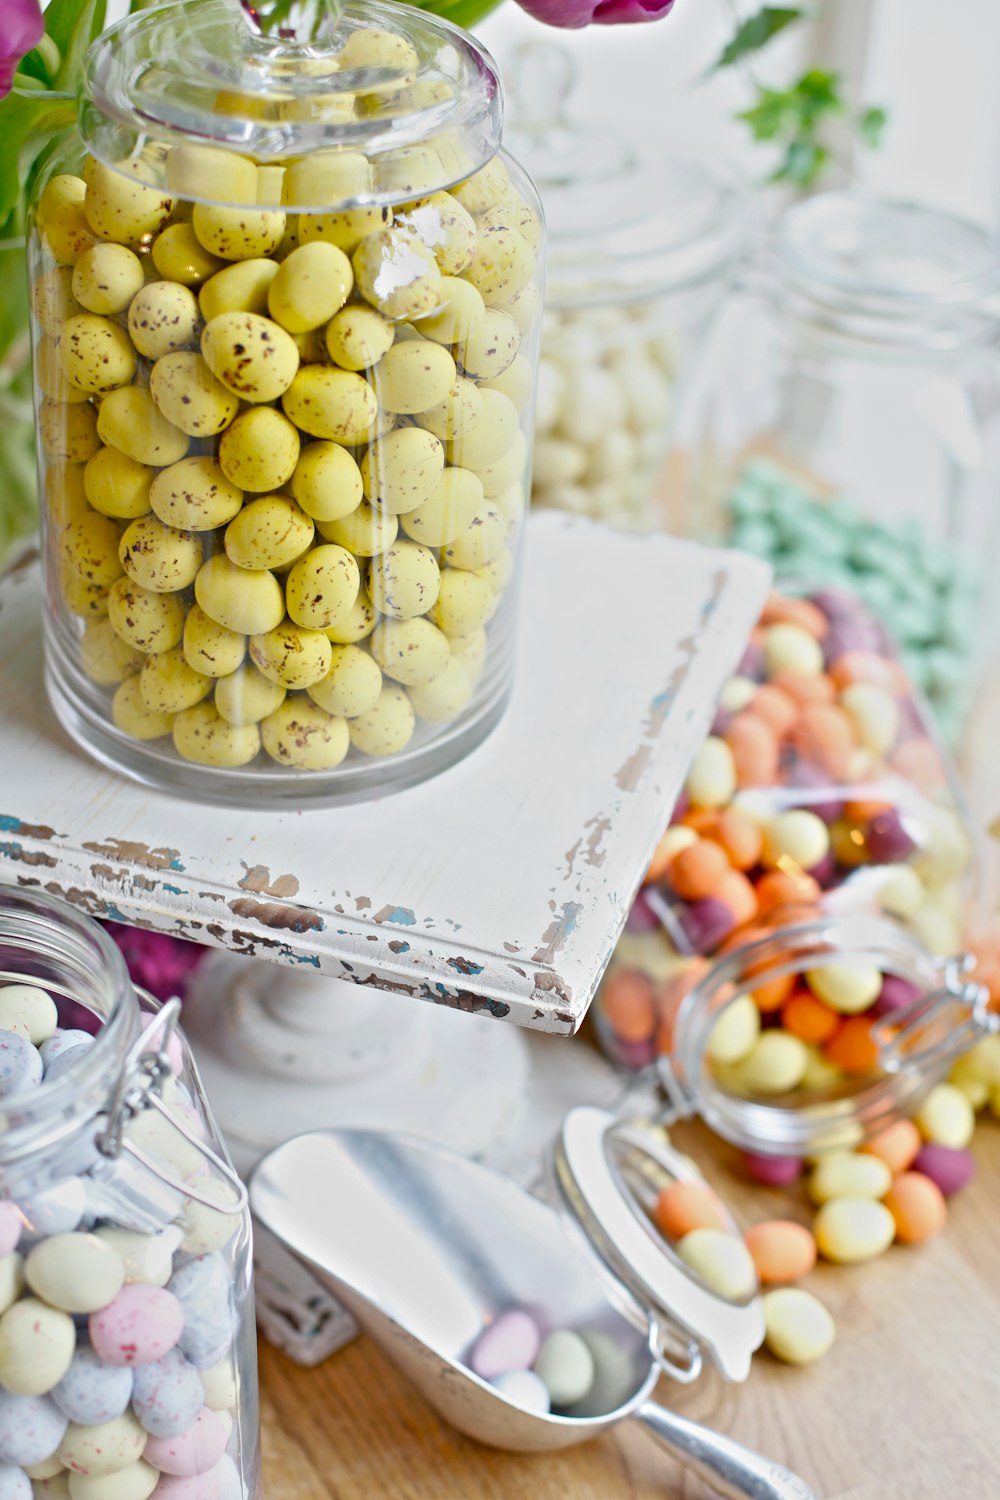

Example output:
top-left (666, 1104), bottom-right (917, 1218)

top-left (258, 1113), bottom-right (1000, 1500)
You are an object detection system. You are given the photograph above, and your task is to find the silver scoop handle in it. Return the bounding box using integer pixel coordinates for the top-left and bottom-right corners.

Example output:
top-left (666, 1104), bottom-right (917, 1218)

top-left (637, 1402), bottom-right (818, 1500)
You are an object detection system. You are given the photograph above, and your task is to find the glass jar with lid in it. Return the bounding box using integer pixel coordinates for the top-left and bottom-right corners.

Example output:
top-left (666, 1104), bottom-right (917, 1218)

top-left (0, 884), bottom-right (259, 1496)
top-left (30, 0), bottom-right (543, 807)
top-left (677, 190), bottom-right (1000, 742)
top-left (503, 42), bottom-right (747, 532)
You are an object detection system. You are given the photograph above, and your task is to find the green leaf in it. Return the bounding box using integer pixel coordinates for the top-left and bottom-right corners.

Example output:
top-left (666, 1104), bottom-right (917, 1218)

top-left (51, 0), bottom-right (107, 93)
top-left (0, 92), bottom-right (77, 224)
top-left (738, 87), bottom-right (800, 143)
top-left (772, 137), bottom-right (829, 188)
top-left (858, 104), bottom-right (888, 150)
top-left (715, 7), bottom-right (803, 69)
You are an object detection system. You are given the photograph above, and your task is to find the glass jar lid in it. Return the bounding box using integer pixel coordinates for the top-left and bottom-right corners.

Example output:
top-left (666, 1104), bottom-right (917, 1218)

top-left (504, 41), bottom-right (747, 309)
top-left (81, 0), bottom-right (501, 211)
top-left (774, 190), bottom-right (1000, 353)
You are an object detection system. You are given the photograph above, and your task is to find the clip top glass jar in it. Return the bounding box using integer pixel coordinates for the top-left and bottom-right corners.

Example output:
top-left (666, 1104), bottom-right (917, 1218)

top-left (0, 885), bottom-right (259, 1496)
top-left (503, 41), bottom-right (746, 532)
top-left (31, 0), bottom-right (543, 807)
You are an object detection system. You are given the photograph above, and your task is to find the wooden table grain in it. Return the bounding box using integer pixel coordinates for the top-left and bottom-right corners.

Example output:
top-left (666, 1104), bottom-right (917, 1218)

top-left (259, 1116), bottom-right (1000, 1500)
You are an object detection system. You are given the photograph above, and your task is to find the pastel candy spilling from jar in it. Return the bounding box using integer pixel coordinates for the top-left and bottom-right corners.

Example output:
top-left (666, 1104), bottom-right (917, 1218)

top-left (34, 42), bottom-right (540, 776)
top-left (531, 306), bottom-right (678, 529)
top-left (724, 460), bottom-right (981, 743)
top-left (0, 986), bottom-right (249, 1498)
top-left (465, 1311), bottom-right (612, 1415)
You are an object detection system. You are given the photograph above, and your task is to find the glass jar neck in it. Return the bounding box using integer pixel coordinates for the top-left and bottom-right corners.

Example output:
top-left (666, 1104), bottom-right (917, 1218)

top-left (0, 887), bottom-right (138, 1171)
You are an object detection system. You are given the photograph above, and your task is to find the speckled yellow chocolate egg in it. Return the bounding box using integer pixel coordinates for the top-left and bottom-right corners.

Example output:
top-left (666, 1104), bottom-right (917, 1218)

top-left (107, 577), bottom-right (185, 653)
top-left (45, 461), bottom-right (89, 527)
top-left (323, 589), bottom-right (378, 644)
top-left (475, 430), bottom-right (527, 498)
top-left (31, 266), bottom-right (83, 335)
top-left (199, 258), bottom-right (279, 322)
top-left (60, 561), bottom-right (112, 618)
top-left (480, 356), bottom-right (532, 411)
top-left (433, 568), bottom-right (493, 637)
top-left (139, 647), bottom-right (212, 713)
top-left (397, 193), bottom-right (477, 276)
top-left (412, 377), bottom-right (483, 443)
top-left (84, 159), bottom-right (173, 245)
top-left (183, 604), bottom-right (246, 678)
top-left (39, 398), bottom-right (101, 462)
top-left (473, 547), bottom-right (513, 598)
top-left (150, 456), bottom-right (242, 531)
top-left (219, 407), bottom-right (301, 492)
top-left (371, 340), bottom-right (455, 415)
top-left (127, 281), bottom-right (201, 360)
top-left (282, 366), bottom-right (378, 444)
top-left (110, 676), bottom-right (175, 740)
top-left (283, 150), bottom-right (372, 208)
top-left (298, 204), bottom-right (392, 254)
top-left (150, 351), bottom-right (240, 437)
top-left (446, 388), bottom-right (518, 472)
top-left (400, 467), bottom-right (483, 547)
top-left (40, 188), bottom-right (98, 266)
top-left (98, 386), bottom-right (191, 468)
top-left (352, 229), bottom-right (442, 320)
top-left (443, 505), bottom-right (507, 571)
top-left (370, 617), bottom-right (449, 687)
top-left (250, 619), bottom-right (333, 689)
top-left (338, 25), bottom-right (418, 71)
top-left (151, 222), bottom-right (226, 286)
top-left (62, 513), bottom-right (126, 588)
top-left (464, 225), bottom-right (535, 305)
top-left (291, 442), bottom-right (364, 524)
top-left (318, 499), bottom-right (397, 556)
top-left (451, 625), bottom-right (487, 681)
top-left (166, 144), bottom-right (258, 204)
top-left (195, 553), bottom-right (285, 636)
top-left (367, 540), bottom-right (439, 620)
top-left (415, 276), bottom-right (486, 349)
top-left (59, 314), bottom-right (136, 395)
top-left (225, 495), bottom-right (314, 571)
top-left (71, 243), bottom-right (145, 316)
top-left (192, 203), bottom-right (286, 261)
top-left (200, 312), bottom-right (299, 403)
top-left (460, 309), bottom-right (520, 382)
top-left (260, 698), bottom-right (350, 770)
top-left (348, 682), bottom-right (415, 757)
top-left (215, 664), bottom-right (286, 726)
top-left (451, 158), bottom-right (513, 217)
top-left (172, 702), bottom-right (261, 767)
top-left (80, 618), bottom-right (143, 686)
top-left (84, 446), bottom-right (152, 520)
top-left (307, 644), bottom-right (382, 718)
top-left (360, 428), bottom-right (444, 514)
top-left (409, 658), bottom-right (474, 722)
top-left (325, 305), bottom-right (394, 372)
top-left (119, 515), bottom-right (202, 593)
top-left (267, 242), bottom-right (353, 333)
top-left (285, 545), bottom-right (360, 630)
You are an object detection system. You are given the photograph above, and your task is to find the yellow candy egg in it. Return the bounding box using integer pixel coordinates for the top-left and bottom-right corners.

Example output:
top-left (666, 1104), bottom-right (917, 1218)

top-left (813, 1197), bottom-right (895, 1264)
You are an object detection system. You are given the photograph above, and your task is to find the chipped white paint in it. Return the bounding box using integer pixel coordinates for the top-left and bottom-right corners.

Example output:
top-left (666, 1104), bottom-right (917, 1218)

top-left (0, 513), bottom-right (769, 1032)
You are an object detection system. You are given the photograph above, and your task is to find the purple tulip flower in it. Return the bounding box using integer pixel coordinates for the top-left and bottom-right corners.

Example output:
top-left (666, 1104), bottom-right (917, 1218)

top-left (517, 0), bottom-right (675, 28)
top-left (0, 0), bottom-right (44, 98)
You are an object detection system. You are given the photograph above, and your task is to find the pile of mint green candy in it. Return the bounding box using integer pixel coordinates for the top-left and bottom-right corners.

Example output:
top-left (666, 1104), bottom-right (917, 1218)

top-left (721, 461), bottom-right (982, 744)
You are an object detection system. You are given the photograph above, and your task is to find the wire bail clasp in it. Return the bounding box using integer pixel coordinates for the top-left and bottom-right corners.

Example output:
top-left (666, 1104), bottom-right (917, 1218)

top-left (872, 953), bottom-right (999, 1075)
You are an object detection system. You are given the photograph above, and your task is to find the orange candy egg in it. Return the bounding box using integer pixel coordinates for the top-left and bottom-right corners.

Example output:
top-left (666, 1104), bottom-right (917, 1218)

top-left (716, 869), bottom-right (759, 928)
top-left (884, 1171), bottom-right (947, 1244)
top-left (823, 1015), bottom-right (879, 1074)
top-left (760, 594), bottom-right (828, 640)
top-left (860, 1118), bottom-right (921, 1174)
top-left (782, 989), bottom-right (839, 1045)
top-left (653, 1180), bottom-right (727, 1241)
top-left (600, 969), bottom-right (657, 1044)
top-left (743, 1220), bottom-right (817, 1284)
top-left (708, 807), bottom-right (764, 872)
top-left (791, 704), bottom-right (858, 778)
top-left (725, 713), bottom-right (780, 788)
top-left (770, 670), bottom-right (836, 709)
top-left (751, 684), bottom-right (799, 738)
top-left (829, 650), bottom-right (906, 695)
top-left (755, 869), bottom-right (822, 915)
top-left (751, 971), bottom-right (796, 1014)
top-left (682, 808), bottom-right (723, 836)
top-left (668, 839), bottom-right (730, 901)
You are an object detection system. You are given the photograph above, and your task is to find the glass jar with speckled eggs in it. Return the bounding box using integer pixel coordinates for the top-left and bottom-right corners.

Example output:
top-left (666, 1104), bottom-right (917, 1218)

top-left (30, 0), bottom-right (543, 807)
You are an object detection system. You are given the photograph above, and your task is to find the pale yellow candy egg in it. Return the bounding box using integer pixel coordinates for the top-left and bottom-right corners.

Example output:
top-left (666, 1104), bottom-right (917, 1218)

top-left (367, 541), bottom-right (440, 620)
top-left (360, 427), bottom-right (444, 513)
top-left (370, 618), bottom-right (450, 687)
top-left (150, 351), bottom-right (240, 437)
top-left (282, 150), bottom-right (372, 207)
top-left (149, 456), bottom-right (243, 532)
top-left (259, 697), bottom-right (350, 771)
top-left (31, 266), bottom-right (83, 334)
top-left (763, 1288), bottom-right (835, 1365)
top-left (267, 241), bottom-right (353, 333)
top-left (397, 192), bottom-right (476, 275)
top-left (285, 545), bottom-right (361, 630)
top-left (225, 495), bottom-right (314, 571)
top-left (25, 1233), bottom-right (125, 1315)
top-left (195, 553), bottom-right (285, 636)
top-left (200, 312), bottom-right (299, 403)
top-left (0, 1254), bottom-right (23, 1317)
top-left (291, 442), bottom-right (364, 524)
top-left (219, 407), bottom-right (300, 492)
top-left (839, 681), bottom-right (900, 755)
top-left (119, 515), bottom-right (202, 593)
top-left (39, 400), bottom-right (101, 463)
top-left (80, 619), bottom-right (143, 686)
top-left (352, 229), bottom-right (442, 320)
top-left (166, 144), bottom-right (256, 201)
top-left (71, 243), bottom-right (144, 316)
top-left (67, 1459), bottom-right (159, 1500)
top-left (199, 258), bottom-right (279, 322)
top-left (399, 467), bottom-right (483, 549)
top-left (732, 1031), bottom-right (808, 1095)
top-left (416, 275), bottom-right (484, 348)
top-left (445, 389), bottom-right (518, 472)
top-left (308, 645), bottom-right (383, 718)
top-left (805, 963), bottom-right (883, 1015)
top-left (464, 225), bottom-right (535, 304)
top-left (215, 664), bottom-right (287, 726)
top-left (338, 26), bottom-right (418, 72)
top-left (477, 201), bottom-right (543, 252)
top-left (298, 204), bottom-right (392, 254)
top-left (323, 590), bottom-right (378, 644)
top-left (59, 315), bottom-right (136, 395)
top-left (432, 569), bottom-right (493, 637)
top-left (150, 223), bottom-right (226, 286)
top-left (58, 1412), bottom-right (146, 1477)
top-left (706, 995), bottom-right (760, 1066)
top-left (0, 985), bottom-right (57, 1043)
top-left (127, 282), bottom-right (200, 361)
top-left (763, 622), bottom-right (824, 678)
top-left (348, 682), bottom-right (415, 757)
top-left (200, 1360), bottom-right (238, 1411)
top-left (36, 337), bottom-right (90, 405)
top-left (45, 462), bottom-right (89, 527)
top-left (450, 626), bottom-right (487, 682)
top-left (282, 366), bottom-right (379, 444)
top-left (474, 431), bottom-right (528, 498)
top-left (84, 447), bottom-right (152, 521)
top-left (97, 387), bottom-right (190, 468)
top-left (60, 513), bottom-right (124, 589)
top-left (371, 340), bottom-right (456, 415)
top-left (451, 158), bottom-right (513, 217)
top-left (0, 1297), bottom-right (75, 1394)
top-left (408, 658), bottom-right (473, 723)
top-left (762, 809), bottom-right (830, 871)
top-left (460, 309), bottom-right (521, 382)
top-left (813, 1197), bottom-right (895, 1264)
top-left (191, 202), bottom-right (286, 261)
top-left (172, 702), bottom-right (261, 767)
top-left (915, 1082), bottom-right (975, 1148)
top-left (443, 505), bottom-right (507, 571)
top-left (139, 648), bottom-right (212, 713)
top-left (107, 578), bottom-right (185, 654)
top-left (84, 160), bottom-right (173, 245)
top-left (319, 500), bottom-right (398, 557)
top-left (183, 605), bottom-right (246, 678)
top-left (91, 1228), bottom-right (177, 1288)
top-left (111, 677), bottom-right (175, 740)
top-left (250, 619), bottom-right (333, 690)
top-left (413, 377), bottom-right (484, 444)
top-left (480, 355), bottom-right (533, 412)
top-left (684, 736), bottom-right (737, 808)
top-left (808, 1152), bottom-right (892, 1205)
top-left (676, 1229), bottom-right (756, 1301)
top-left (325, 304), bottom-right (394, 372)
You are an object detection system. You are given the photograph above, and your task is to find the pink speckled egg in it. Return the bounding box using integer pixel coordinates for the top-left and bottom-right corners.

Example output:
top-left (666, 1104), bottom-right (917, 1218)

top-left (152, 1470), bottom-right (221, 1499)
top-left (144, 1408), bottom-right (227, 1478)
top-left (89, 1286), bottom-right (184, 1367)
top-left (468, 1310), bottom-right (540, 1381)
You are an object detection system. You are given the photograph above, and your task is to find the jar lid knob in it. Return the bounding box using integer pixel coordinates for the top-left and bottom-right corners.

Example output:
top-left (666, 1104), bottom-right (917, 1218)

top-left (506, 40), bottom-right (576, 134)
top-left (237, 0), bottom-right (344, 44)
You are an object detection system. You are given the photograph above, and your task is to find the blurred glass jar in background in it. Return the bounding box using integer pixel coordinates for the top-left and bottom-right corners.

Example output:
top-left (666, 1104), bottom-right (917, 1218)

top-left (505, 42), bottom-right (747, 531)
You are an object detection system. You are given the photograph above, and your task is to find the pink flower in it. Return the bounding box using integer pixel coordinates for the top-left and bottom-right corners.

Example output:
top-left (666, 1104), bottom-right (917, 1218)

top-left (517, 0), bottom-right (675, 27)
top-left (0, 0), bottom-right (44, 98)
top-left (103, 922), bottom-right (207, 1004)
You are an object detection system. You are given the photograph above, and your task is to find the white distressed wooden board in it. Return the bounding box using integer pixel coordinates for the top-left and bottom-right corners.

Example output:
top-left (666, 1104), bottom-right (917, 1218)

top-left (0, 512), bottom-right (768, 1031)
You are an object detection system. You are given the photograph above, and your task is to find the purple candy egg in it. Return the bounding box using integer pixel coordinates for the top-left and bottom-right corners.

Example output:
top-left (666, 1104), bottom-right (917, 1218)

top-left (808, 587), bottom-right (857, 621)
top-left (823, 619), bottom-right (884, 663)
top-left (614, 1036), bottom-right (657, 1070)
top-left (711, 707), bottom-right (732, 737)
top-left (912, 1143), bottom-right (975, 1198)
top-left (866, 809), bottom-right (917, 865)
top-left (669, 792), bottom-right (690, 827)
top-left (784, 761), bottom-right (844, 823)
top-left (808, 852), bottom-right (838, 889)
top-left (872, 973), bottom-right (923, 1018)
top-left (678, 897), bottom-right (735, 955)
top-left (469, 1309), bottom-right (541, 1381)
top-left (737, 640), bottom-right (765, 680)
top-left (625, 891), bottom-right (659, 934)
top-left (741, 1152), bottom-right (803, 1187)
top-left (895, 697), bottom-right (925, 740)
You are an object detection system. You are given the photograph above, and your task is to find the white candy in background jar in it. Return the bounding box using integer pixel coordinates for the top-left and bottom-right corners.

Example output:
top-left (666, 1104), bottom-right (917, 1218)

top-left (504, 41), bottom-right (747, 531)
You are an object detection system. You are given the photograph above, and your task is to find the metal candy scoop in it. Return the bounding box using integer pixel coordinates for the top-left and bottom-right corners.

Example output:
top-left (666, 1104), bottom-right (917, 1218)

top-left (251, 1128), bottom-right (816, 1500)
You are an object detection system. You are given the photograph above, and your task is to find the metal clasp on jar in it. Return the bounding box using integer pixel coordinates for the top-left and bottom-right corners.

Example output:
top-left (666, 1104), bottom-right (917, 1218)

top-left (870, 952), bottom-right (999, 1074)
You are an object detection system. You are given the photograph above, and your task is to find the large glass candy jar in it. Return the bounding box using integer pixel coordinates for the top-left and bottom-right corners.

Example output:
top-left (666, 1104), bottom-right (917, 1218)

top-left (30, 0), bottom-right (543, 806)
